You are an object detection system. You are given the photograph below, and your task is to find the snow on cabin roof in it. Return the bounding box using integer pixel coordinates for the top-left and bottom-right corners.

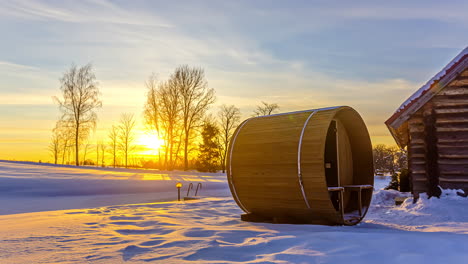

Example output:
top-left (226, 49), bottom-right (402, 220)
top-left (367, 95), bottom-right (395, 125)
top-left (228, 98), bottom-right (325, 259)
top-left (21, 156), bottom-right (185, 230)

top-left (386, 47), bottom-right (468, 129)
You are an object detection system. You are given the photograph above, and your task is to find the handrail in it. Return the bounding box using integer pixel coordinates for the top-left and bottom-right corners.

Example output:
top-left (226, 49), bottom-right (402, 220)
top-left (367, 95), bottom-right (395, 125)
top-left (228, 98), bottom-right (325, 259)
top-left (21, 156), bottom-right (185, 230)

top-left (195, 183), bottom-right (202, 196)
top-left (186, 182), bottom-right (193, 197)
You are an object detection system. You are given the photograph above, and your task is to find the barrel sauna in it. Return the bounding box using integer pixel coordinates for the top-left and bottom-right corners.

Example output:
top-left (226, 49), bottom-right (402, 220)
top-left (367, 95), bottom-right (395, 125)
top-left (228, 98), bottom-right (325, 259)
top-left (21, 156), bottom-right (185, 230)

top-left (227, 106), bottom-right (373, 225)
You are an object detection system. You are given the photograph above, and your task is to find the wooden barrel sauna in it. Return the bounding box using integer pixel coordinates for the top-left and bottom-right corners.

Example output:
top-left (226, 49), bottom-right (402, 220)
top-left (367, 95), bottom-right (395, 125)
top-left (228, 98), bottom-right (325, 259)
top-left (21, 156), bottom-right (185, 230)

top-left (227, 106), bottom-right (373, 225)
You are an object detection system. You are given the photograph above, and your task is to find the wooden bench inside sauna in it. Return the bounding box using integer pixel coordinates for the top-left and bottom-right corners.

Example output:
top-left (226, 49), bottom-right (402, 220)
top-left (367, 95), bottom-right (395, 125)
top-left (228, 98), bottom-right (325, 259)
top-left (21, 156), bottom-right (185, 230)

top-left (227, 106), bottom-right (374, 225)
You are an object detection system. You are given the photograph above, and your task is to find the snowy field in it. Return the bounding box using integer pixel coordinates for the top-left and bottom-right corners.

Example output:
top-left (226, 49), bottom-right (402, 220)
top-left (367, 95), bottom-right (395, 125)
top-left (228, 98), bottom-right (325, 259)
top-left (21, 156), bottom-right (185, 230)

top-left (0, 160), bottom-right (229, 215)
top-left (0, 161), bottom-right (467, 263)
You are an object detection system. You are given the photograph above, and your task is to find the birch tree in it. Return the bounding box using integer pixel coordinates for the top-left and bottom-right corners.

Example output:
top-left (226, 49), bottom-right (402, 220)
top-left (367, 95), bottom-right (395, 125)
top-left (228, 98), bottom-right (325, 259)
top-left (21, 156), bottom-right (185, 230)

top-left (172, 65), bottom-right (215, 170)
top-left (99, 142), bottom-right (106, 167)
top-left (108, 125), bottom-right (119, 168)
top-left (49, 127), bottom-right (61, 164)
top-left (160, 81), bottom-right (183, 170)
top-left (143, 74), bottom-right (163, 166)
top-left (118, 113), bottom-right (136, 168)
top-left (54, 63), bottom-right (102, 166)
top-left (218, 105), bottom-right (241, 173)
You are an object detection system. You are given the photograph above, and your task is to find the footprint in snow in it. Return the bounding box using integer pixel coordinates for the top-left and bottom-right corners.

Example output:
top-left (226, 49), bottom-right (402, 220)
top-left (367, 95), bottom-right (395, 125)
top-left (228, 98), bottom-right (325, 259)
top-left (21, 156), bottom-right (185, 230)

top-left (120, 245), bottom-right (152, 261)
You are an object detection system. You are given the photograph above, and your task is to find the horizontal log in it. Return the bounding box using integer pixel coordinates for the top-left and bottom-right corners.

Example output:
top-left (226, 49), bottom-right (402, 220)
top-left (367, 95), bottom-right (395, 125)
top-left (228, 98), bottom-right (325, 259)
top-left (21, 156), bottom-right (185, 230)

top-left (438, 158), bottom-right (468, 165)
top-left (408, 117), bottom-right (423, 125)
top-left (436, 119), bottom-right (468, 125)
top-left (412, 178), bottom-right (427, 183)
top-left (455, 75), bottom-right (468, 80)
top-left (410, 163), bottom-right (426, 172)
top-left (439, 162), bottom-right (468, 171)
top-left (409, 131), bottom-right (424, 139)
top-left (409, 138), bottom-right (424, 144)
top-left (437, 145), bottom-right (468, 153)
top-left (439, 154), bottom-right (468, 159)
top-left (439, 177), bottom-right (468, 183)
top-left (436, 111), bottom-right (468, 120)
top-left (438, 138), bottom-right (468, 143)
top-left (409, 142), bottom-right (424, 147)
top-left (451, 78), bottom-right (468, 86)
top-left (410, 158), bottom-right (427, 165)
top-left (435, 108), bottom-right (468, 114)
top-left (409, 147), bottom-right (425, 155)
top-left (435, 104), bottom-right (468, 111)
top-left (409, 127), bottom-right (424, 133)
top-left (433, 94), bottom-right (468, 101)
top-left (437, 127), bottom-right (468, 132)
top-left (436, 132), bottom-right (468, 141)
top-left (437, 85), bottom-right (468, 95)
top-left (438, 144), bottom-right (468, 149)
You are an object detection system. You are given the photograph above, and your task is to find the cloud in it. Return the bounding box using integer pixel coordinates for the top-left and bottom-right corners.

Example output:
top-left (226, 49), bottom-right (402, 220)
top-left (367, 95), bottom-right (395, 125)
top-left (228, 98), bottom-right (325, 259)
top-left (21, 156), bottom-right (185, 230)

top-left (0, 61), bottom-right (40, 71)
top-left (0, 0), bottom-right (172, 27)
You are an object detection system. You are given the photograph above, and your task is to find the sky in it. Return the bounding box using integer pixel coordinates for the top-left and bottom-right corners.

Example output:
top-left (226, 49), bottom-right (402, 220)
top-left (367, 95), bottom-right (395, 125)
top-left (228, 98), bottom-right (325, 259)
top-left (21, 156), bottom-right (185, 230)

top-left (0, 0), bottom-right (467, 162)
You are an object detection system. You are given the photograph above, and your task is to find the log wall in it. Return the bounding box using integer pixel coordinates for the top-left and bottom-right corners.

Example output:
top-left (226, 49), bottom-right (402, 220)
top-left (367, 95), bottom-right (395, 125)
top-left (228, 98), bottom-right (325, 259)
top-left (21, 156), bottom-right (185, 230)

top-left (408, 69), bottom-right (468, 197)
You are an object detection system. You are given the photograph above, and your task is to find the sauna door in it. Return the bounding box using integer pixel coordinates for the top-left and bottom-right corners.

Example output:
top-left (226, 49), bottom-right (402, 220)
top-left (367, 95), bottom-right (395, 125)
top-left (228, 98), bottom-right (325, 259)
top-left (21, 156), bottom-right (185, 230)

top-left (325, 121), bottom-right (338, 187)
top-left (336, 120), bottom-right (353, 187)
top-left (325, 120), bottom-right (353, 187)
top-left (325, 119), bottom-right (354, 210)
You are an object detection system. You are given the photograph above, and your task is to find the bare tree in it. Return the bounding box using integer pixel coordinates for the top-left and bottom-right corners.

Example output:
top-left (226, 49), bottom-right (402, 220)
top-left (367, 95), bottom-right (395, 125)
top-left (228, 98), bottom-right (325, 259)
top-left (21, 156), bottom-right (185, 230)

top-left (108, 125), bottom-right (119, 168)
top-left (144, 73), bottom-right (163, 166)
top-left (253, 101), bottom-right (279, 116)
top-left (96, 140), bottom-right (100, 167)
top-left (171, 65), bottom-right (215, 170)
top-left (157, 81), bottom-right (182, 170)
top-left (82, 140), bottom-right (92, 165)
top-left (96, 140), bottom-right (106, 167)
top-left (118, 113), bottom-right (136, 168)
top-left (54, 63), bottom-right (102, 166)
top-left (62, 136), bottom-right (71, 165)
top-left (49, 125), bottom-right (61, 164)
top-left (50, 119), bottom-right (73, 165)
top-left (218, 105), bottom-right (241, 173)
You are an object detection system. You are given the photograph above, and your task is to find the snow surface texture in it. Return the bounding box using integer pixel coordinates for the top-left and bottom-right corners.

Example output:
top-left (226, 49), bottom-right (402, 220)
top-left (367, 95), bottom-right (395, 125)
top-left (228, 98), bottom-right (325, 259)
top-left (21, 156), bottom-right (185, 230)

top-left (0, 160), bottom-right (229, 215)
top-left (0, 161), bottom-right (467, 263)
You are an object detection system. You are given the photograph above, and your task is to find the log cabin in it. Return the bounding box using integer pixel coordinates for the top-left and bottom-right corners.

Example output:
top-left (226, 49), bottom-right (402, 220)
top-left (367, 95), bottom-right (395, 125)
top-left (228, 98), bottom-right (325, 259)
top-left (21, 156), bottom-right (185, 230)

top-left (386, 47), bottom-right (468, 198)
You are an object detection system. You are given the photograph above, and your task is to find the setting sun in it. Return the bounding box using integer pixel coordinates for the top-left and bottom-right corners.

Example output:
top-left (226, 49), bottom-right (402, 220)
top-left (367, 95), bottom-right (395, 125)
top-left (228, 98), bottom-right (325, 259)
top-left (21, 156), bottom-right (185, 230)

top-left (138, 134), bottom-right (165, 154)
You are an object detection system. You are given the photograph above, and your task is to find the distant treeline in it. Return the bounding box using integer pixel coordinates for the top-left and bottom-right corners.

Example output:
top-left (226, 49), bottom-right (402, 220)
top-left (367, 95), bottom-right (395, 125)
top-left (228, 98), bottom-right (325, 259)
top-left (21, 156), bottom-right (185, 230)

top-left (373, 144), bottom-right (407, 175)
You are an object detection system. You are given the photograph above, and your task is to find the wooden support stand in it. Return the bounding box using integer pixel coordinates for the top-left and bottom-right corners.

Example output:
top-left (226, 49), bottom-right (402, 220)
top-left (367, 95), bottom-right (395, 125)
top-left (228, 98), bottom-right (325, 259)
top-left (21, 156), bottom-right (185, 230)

top-left (241, 213), bottom-right (272, 223)
top-left (327, 187), bottom-right (345, 221)
top-left (343, 185), bottom-right (373, 217)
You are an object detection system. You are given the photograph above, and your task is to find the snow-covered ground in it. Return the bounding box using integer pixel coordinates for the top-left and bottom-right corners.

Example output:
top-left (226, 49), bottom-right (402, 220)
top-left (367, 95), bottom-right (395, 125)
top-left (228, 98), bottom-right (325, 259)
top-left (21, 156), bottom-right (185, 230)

top-left (0, 160), bottom-right (229, 215)
top-left (0, 161), bottom-right (467, 263)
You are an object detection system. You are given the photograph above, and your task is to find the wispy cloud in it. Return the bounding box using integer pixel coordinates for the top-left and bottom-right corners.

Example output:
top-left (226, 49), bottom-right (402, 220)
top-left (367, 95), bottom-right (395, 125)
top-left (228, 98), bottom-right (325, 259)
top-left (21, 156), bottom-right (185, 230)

top-left (0, 0), bottom-right (172, 27)
top-left (0, 60), bottom-right (40, 71)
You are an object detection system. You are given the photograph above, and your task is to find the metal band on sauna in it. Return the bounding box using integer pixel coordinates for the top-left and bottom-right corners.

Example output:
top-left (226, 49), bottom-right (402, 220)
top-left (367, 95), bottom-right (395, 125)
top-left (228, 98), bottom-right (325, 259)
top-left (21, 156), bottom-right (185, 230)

top-left (228, 119), bottom-right (250, 213)
top-left (297, 110), bottom-right (317, 208)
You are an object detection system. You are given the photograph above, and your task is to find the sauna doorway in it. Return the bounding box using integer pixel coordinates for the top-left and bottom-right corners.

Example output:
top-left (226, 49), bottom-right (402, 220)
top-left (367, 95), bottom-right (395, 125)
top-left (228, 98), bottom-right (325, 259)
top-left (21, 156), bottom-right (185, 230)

top-left (325, 119), bottom-right (356, 221)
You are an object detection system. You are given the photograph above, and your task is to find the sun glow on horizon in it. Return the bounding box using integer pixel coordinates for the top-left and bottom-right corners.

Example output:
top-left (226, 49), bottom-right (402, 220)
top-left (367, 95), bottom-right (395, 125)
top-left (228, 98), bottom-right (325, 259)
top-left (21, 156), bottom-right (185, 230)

top-left (137, 134), bottom-right (165, 155)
